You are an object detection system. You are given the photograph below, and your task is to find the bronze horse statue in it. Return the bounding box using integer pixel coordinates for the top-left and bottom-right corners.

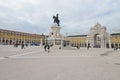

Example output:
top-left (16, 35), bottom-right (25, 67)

top-left (53, 14), bottom-right (60, 26)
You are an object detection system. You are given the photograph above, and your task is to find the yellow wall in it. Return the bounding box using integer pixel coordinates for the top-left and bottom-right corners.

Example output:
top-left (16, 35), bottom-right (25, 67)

top-left (110, 36), bottom-right (120, 43)
top-left (68, 35), bottom-right (120, 48)
top-left (0, 29), bottom-right (42, 45)
top-left (68, 37), bottom-right (87, 47)
top-left (1, 29), bottom-right (120, 47)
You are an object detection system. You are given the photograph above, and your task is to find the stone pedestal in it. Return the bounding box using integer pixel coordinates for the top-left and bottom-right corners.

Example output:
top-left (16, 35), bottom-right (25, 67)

top-left (47, 23), bottom-right (64, 47)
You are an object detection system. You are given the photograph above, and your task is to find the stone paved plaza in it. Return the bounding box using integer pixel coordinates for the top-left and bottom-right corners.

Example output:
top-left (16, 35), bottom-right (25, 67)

top-left (0, 45), bottom-right (120, 80)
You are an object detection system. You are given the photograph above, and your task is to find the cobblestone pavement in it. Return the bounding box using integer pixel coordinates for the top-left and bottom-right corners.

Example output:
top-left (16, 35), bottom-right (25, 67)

top-left (0, 45), bottom-right (120, 80)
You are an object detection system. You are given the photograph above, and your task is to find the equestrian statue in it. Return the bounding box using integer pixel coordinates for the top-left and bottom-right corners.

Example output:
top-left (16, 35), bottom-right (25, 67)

top-left (53, 13), bottom-right (60, 26)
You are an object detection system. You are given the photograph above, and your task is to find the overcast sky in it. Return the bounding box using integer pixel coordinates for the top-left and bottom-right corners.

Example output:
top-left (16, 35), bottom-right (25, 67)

top-left (0, 0), bottom-right (120, 35)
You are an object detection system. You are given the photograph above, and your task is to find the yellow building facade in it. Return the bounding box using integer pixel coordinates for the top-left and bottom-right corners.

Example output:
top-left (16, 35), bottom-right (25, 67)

top-left (66, 23), bottom-right (120, 48)
top-left (0, 29), bottom-right (43, 45)
top-left (110, 33), bottom-right (120, 48)
top-left (1, 28), bottom-right (120, 48)
top-left (67, 35), bottom-right (87, 47)
top-left (67, 33), bottom-right (120, 48)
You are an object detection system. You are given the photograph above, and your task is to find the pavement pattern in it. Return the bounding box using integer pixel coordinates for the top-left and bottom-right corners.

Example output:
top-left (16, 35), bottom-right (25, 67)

top-left (0, 45), bottom-right (120, 80)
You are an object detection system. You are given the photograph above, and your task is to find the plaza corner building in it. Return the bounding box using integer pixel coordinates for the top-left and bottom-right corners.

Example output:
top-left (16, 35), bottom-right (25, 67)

top-left (0, 29), bottom-right (46, 46)
top-left (0, 22), bottom-right (120, 48)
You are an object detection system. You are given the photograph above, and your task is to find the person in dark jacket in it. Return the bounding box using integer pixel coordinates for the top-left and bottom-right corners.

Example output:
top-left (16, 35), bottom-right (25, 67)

top-left (44, 44), bottom-right (47, 51)
top-left (47, 44), bottom-right (50, 53)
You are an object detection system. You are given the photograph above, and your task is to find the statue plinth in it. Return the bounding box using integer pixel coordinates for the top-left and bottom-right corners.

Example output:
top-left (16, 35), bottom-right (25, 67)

top-left (51, 23), bottom-right (62, 38)
top-left (47, 23), bottom-right (64, 47)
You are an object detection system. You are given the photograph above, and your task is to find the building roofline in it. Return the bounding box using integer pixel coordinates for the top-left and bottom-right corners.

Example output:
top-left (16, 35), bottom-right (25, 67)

top-left (0, 28), bottom-right (41, 36)
top-left (67, 35), bottom-right (87, 37)
top-left (110, 33), bottom-right (120, 35)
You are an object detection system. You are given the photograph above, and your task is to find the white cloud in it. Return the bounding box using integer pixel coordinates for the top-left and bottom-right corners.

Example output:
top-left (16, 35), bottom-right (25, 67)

top-left (0, 0), bottom-right (120, 35)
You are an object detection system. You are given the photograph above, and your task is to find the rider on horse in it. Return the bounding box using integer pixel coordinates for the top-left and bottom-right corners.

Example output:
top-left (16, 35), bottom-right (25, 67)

top-left (53, 13), bottom-right (60, 26)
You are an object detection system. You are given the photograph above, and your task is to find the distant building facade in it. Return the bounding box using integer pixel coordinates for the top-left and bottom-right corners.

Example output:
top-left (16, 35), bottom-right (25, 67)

top-left (0, 29), bottom-right (44, 45)
top-left (67, 22), bottom-right (120, 48)
top-left (0, 22), bottom-right (120, 48)
top-left (66, 35), bottom-right (87, 47)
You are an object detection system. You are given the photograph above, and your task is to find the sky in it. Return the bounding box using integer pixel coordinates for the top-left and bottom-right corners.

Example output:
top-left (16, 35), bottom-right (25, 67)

top-left (0, 0), bottom-right (120, 35)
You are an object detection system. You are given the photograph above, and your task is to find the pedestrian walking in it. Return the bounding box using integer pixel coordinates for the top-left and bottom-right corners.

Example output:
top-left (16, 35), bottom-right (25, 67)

top-left (76, 45), bottom-right (80, 49)
top-left (44, 44), bottom-right (47, 51)
top-left (21, 43), bottom-right (24, 49)
top-left (59, 46), bottom-right (61, 49)
top-left (114, 46), bottom-right (118, 51)
top-left (87, 43), bottom-right (90, 50)
top-left (47, 44), bottom-right (50, 53)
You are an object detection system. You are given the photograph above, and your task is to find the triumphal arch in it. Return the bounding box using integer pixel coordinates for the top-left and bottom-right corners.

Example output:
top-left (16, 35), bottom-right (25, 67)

top-left (87, 22), bottom-right (111, 48)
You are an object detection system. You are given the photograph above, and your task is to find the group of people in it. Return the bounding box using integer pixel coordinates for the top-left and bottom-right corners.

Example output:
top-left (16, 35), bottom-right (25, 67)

top-left (13, 42), bottom-right (28, 49)
top-left (76, 43), bottom-right (91, 50)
